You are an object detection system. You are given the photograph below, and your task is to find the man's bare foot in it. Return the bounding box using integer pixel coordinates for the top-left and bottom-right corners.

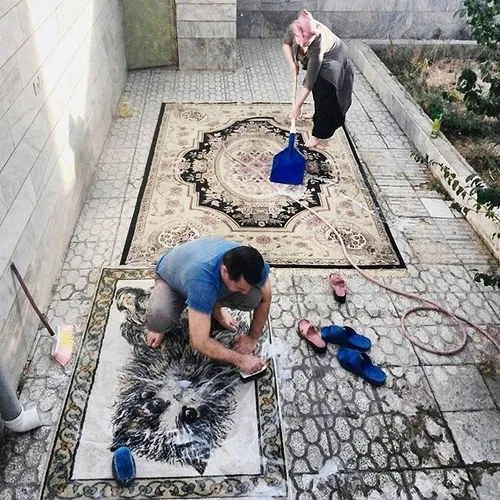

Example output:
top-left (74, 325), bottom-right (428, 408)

top-left (213, 307), bottom-right (238, 332)
top-left (305, 136), bottom-right (320, 148)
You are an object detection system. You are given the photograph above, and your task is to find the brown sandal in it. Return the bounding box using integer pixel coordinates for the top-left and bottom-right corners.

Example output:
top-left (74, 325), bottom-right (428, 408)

top-left (297, 319), bottom-right (327, 354)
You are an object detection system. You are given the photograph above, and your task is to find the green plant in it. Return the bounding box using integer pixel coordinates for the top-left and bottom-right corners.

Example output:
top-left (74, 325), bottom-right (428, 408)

top-left (377, 41), bottom-right (500, 186)
top-left (426, 177), bottom-right (450, 197)
top-left (464, 142), bottom-right (500, 181)
top-left (378, 44), bottom-right (432, 96)
top-left (456, 0), bottom-right (500, 119)
top-left (441, 105), bottom-right (490, 138)
top-left (419, 93), bottom-right (493, 139)
top-left (422, 92), bottom-right (445, 118)
top-left (442, 88), bottom-right (461, 103)
top-left (412, 150), bottom-right (500, 288)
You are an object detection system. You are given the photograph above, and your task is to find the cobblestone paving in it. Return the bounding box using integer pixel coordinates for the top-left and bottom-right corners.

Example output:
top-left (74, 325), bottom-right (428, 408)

top-left (1, 40), bottom-right (500, 500)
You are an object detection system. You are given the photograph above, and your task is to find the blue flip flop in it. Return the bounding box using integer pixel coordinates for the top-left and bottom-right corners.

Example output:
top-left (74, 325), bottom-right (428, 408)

top-left (337, 348), bottom-right (386, 386)
top-left (321, 325), bottom-right (371, 352)
top-left (112, 446), bottom-right (136, 487)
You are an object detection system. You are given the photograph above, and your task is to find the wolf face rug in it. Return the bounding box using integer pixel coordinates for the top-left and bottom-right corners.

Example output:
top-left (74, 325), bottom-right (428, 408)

top-left (40, 268), bottom-right (286, 499)
top-left (121, 103), bottom-right (403, 268)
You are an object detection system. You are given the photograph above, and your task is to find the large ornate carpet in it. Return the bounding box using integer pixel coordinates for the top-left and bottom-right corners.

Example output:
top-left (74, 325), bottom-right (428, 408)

top-left (121, 103), bottom-right (403, 268)
top-left (40, 268), bottom-right (286, 499)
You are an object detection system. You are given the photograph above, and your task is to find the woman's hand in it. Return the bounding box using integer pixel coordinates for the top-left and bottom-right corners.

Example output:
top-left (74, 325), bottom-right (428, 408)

top-left (289, 61), bottom-right (299, 76)
top-left (290, 105), bottom-right (302, 120)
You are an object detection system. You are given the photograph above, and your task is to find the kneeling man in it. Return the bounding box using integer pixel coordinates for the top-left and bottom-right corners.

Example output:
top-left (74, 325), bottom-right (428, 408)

top-left (145, 237), bottom-right (272, 374)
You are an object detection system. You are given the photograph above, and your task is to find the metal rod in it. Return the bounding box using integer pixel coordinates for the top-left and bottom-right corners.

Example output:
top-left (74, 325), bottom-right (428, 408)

top-left (10, 263), bottom-right (56, 337)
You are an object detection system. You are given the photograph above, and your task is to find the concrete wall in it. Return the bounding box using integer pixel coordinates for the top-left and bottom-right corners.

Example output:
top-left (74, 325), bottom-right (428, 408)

top-left (0, 0), bottom-right (126, 387)
top-left (121, 0), bottom-right (178, 69)
top-left (237, 0), bottom-right (469, 40)
top-left (176, 0), bottom-right (237, 70)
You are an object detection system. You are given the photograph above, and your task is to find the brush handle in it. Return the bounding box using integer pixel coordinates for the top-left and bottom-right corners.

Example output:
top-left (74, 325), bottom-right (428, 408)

top-left (290, 74), bottom-right (298, 134)
top-left (10, 263), bottom-right (57, 337)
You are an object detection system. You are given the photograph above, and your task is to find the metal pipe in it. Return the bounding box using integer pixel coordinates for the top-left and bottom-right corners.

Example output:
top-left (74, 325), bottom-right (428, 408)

top-left (0, 360), bottom-right (22, 421)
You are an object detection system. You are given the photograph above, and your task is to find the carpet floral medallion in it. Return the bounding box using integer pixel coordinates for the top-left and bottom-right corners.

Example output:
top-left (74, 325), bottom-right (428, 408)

top-left (122, 103), bottom-right (403, 268)
top-left (40, 268), bottom-right (286, 499)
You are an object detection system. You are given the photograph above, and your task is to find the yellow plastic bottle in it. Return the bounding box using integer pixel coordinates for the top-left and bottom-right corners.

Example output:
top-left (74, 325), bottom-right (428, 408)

top-left (117, 99), bottom-right (133, 118)
top-left (430, 113), bottom-right (442, 138)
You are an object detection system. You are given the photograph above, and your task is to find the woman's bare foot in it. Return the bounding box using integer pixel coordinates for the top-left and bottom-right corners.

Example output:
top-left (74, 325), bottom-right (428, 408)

top-left (213, 307), bottom-right (238, 331)
top-left (305, 136), bottom-right (320, 148)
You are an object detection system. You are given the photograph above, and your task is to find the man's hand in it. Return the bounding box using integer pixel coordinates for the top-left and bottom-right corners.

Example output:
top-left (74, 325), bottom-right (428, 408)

top-left (212, 306), bottom-right (238, 332)
top-left (233, 334), bottom-right (258, 355)
top-left (146, 331), bottom-right (164, 348)
top-left (238, 354), bottom-right (267, 374)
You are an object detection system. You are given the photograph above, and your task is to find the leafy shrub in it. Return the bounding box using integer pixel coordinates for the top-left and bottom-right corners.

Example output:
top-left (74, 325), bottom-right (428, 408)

top-left (376, 41), bottom-right (499, 187)
top-left (412, 151), bottom-right (500, 289)
top-left (456, 0), bottom-right (500, 118)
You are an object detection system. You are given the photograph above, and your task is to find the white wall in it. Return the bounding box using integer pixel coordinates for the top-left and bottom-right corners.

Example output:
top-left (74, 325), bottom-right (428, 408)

top-left (0, 0), bottom-right (126, 385)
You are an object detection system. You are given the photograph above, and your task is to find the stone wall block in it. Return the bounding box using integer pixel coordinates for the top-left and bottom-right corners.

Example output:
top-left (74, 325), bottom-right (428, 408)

top-left (237, 0), bottom-right (469, 38)
top-left (177, 38), bottom-right (208, 70)
top-left (177, 3), bottom-right (236, 21)
top-left (177, 21), bottom-right (236, 38)
top-left (176, 0), bottom-right (237, 70)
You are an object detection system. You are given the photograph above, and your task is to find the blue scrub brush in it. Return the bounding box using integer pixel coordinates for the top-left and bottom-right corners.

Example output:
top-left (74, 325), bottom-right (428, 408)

top-left (112, 446), bottom-right (136, 487)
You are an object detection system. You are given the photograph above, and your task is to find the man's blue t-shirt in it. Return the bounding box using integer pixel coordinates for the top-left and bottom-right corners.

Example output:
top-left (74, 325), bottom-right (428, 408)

top-left (155, 238), bottom-right (270, 314)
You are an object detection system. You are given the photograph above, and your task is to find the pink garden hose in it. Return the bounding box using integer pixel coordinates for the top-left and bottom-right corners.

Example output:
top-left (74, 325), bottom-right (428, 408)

top-left (221, 141), bottom-right (500, 356)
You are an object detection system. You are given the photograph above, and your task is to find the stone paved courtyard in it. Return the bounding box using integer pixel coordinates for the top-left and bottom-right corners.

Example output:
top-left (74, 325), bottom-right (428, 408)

top-left (1, 39), bottom-right (500, 500)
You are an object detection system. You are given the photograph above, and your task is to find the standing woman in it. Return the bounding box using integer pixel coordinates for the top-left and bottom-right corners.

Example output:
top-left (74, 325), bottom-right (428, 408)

top-left (283, 10), bottom-right (354, 148)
